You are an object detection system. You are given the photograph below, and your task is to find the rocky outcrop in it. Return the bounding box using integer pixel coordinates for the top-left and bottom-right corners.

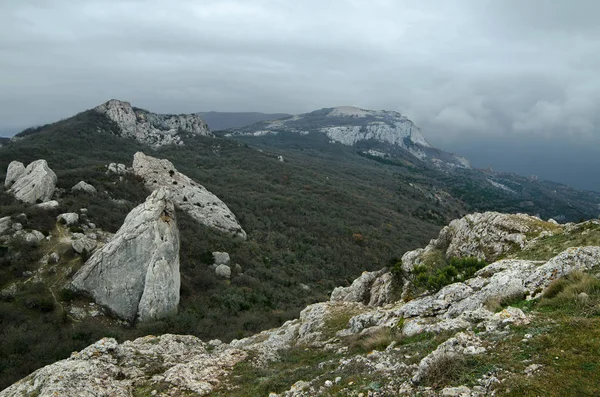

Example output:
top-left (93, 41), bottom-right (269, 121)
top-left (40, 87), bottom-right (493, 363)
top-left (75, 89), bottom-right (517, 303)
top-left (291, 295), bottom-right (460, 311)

top-left (95, 99), bottom-right (212, 148)
top-left (107, 163), bottom-right (127, 174)
top-left (6, 213), bottom-right (600, 396)
top-left (0, 335), bottom-right (247, 397)
top-left (6, 160), bottom-right (57, 203)
top-left (71, 188), bottom-right (180, 322)
top-left (132, 152), bottom-right (246, 238)
top-left (401, 212), bottom-right (557, 272)
top-left (4, 160), bottom-right (25, 187)
top-left (71, 181), bottom-right (97, 194)
top-left (330, 268), bottom-right (394, 306)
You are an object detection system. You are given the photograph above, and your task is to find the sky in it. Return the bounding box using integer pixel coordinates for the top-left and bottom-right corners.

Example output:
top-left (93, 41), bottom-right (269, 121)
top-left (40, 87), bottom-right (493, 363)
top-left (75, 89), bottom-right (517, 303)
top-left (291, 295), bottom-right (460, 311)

top-left (1, 1), bottom-right (599, 190)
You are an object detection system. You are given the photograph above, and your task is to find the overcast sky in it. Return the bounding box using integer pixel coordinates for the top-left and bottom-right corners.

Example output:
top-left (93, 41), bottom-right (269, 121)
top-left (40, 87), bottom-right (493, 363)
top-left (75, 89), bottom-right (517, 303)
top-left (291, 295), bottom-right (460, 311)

top-left (1, 1), bottom-right (599, 189)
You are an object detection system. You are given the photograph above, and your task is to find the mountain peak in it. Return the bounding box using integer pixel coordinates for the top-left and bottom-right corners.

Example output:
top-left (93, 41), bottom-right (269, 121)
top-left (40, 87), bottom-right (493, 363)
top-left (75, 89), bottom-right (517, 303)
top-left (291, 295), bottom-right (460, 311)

top-left (94, 99), bottom-right (212, 148)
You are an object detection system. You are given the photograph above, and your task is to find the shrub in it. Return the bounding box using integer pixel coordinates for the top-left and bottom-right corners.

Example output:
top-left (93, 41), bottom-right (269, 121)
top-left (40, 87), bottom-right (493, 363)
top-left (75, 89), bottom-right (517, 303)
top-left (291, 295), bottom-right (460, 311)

top-left (411, 257), bottom-right (487, 293)
top-left (419, 353), bottom-right (467, 388)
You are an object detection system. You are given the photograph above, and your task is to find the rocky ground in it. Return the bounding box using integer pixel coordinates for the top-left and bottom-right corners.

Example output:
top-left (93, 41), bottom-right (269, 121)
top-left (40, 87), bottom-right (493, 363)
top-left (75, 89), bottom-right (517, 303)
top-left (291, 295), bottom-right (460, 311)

top-left (3, 211), bottom-right (600, 396)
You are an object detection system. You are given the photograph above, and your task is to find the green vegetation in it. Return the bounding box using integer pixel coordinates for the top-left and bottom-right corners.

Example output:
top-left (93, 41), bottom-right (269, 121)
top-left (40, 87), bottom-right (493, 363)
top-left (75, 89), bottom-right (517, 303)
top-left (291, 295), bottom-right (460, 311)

top-left (411, 257), bottom-right (487, 293)
top-left (515, 221), bottom-right (600, 261)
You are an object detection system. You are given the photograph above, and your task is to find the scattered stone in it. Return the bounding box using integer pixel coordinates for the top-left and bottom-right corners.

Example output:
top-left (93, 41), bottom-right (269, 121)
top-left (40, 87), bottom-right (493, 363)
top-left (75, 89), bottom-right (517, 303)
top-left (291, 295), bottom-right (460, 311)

top-left (24, 230), bottom-right (45, 245)
top-left (57, 213), bottom-right (79, 226)
top-left (12, 222), bottom-right (23, 231)
top-left (524, 363), bottom-right (543, 376)
top-left (107, 163), bottom-right (127, 174)
top-left (35, 200), bottom-right (59, 210)
top-left (72, 237), bottom-right (98, 255)
top-left (213, 251), bottom-right (231, 266)
top-left (71, 181), bottom-right (97, 194)
top-left (215, 264), bottom-right (231, 279)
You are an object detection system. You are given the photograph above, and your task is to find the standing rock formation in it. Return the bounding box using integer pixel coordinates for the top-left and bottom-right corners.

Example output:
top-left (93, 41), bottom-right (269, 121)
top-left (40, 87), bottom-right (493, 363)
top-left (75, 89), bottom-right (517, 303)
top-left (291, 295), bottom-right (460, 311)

top-left (6, 159), bottom-right (57, 203)
top-left (71, 188), bottom-right (180, 322)
top-left (132, 152), bottom-right (246, 239)
top-left (95, 99), bottom-right (213, 148)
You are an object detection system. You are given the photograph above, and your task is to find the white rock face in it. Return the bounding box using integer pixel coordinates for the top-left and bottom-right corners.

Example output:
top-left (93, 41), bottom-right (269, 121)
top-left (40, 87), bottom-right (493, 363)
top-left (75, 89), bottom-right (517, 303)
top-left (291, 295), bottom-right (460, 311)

top-left (229, 106), bottom-right (470, 168)
top-left (4, 160), bottom-right (25, 187)
top-left (7, 160), bottom-right (57, 203)
top-left (71, 181), bottom-right (97, 194)
top-left (71, 188), bottom-right (181, 322)
top-left (330, 268), bottom-right (394, 306)
top-left (132, 152), bottom-right (246, 238)
top-left (95, 99), bottom-right (212, 148)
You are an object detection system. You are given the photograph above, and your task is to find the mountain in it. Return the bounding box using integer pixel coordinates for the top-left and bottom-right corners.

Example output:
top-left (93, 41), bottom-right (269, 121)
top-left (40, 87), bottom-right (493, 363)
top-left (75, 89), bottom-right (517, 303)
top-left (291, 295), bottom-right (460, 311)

top-left (1, 99), bottom-right (600, 390)
top-left (4, 212), bottom-right (600, 396)
top-left (226, 106), bottom-right (471, 168)
top-left (196, 111), bottom-right (291, 131)
top-left (16, 99), bottom-right (212, 148)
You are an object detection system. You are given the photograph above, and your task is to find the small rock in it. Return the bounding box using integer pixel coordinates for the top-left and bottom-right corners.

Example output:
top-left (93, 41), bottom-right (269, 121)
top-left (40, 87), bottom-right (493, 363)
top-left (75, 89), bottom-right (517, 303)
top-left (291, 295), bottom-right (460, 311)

top-left (88, 223), bottom-right (96, 229)
top-left (0, 284), bottom-right (18, 300)
top-left (234, 263), bottom-right (242, 273)
top-left (25, 230), bottom-right (45, 245)
top-left (335, 377), bottom-right (342, 384)
top-left (12, 222), bottom-right (23, 231)
top-left (72, 181), bottom-right (97, 194)
top-left (212, 251), bottom-right (230, 266)
top-left (215, 264), bottom-right (231, 279)
top-left (49, 252), bottom-right (60, 264)
top-left (72, 237), bottom-right (97, 255)
top-left (324, 380), bottom-right (333, 387)
top-left (57, 213), bottom-right (79, 226)
top-left (441, 386), bottom-right (471, 397)
top-left (277, 155), bottom-right (284, 162)
top-left (524, 363), bottom-right (542, 376)
top-left (35, 200), bottom-right (59, 210)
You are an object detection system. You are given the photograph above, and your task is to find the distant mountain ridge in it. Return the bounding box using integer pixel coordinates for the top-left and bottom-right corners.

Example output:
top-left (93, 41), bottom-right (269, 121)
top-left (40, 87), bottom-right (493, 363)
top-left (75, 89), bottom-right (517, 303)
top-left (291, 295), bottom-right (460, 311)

top-left (226, 106), bottom-right (470, 168)
top-left (196, 111), bottom-right (291, 131)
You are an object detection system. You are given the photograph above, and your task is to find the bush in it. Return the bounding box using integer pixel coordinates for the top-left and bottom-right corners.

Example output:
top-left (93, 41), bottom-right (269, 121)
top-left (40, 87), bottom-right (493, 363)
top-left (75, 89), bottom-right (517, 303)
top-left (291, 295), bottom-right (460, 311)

top-left (411, 257), bottom-right (487, 293)
top-left (419, 353), bottom-right (468, 388)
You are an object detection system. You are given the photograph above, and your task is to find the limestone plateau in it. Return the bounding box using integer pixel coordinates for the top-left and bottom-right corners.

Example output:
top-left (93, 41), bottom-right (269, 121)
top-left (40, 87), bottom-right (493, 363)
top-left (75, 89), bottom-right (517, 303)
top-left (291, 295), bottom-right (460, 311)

top-left (227, 106), bottom-right (471, 168)
top-left (4, 211), bottom-right (600, 396)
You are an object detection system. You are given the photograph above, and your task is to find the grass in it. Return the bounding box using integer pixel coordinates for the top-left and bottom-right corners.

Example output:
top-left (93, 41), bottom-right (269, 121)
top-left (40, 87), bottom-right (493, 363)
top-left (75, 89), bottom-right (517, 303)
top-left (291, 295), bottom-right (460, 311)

top-left (515, 221), bottom-right (600, 261)
top-left (212, 348), bottom-right (338, 396)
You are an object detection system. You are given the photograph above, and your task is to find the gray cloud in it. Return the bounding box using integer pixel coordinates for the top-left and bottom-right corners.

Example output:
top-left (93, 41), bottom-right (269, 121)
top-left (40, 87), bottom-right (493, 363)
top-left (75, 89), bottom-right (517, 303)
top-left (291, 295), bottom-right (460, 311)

top-left (1, 1), bottom-right (599, 185)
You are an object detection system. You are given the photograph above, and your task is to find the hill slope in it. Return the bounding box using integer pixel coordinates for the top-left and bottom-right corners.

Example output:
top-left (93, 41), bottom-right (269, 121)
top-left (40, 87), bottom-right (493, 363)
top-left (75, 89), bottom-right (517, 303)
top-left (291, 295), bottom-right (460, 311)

top-left (1, 100), bottom-right (599, 390)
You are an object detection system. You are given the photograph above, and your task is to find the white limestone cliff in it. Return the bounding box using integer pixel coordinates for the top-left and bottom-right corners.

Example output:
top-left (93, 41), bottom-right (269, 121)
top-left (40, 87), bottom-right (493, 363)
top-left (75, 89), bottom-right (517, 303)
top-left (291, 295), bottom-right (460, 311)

top-left (94, 99), bottom-right (212, 148)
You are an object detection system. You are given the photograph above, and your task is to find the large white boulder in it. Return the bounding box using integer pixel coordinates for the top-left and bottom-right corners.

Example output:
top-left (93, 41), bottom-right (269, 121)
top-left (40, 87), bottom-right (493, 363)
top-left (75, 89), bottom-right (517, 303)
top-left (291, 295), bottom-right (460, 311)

top-left (132, 152), bottom-right (246, 239)
top-left (71, 188), bottom-right (181, 322)
top-left (7, 160), bottom-right (57, 203)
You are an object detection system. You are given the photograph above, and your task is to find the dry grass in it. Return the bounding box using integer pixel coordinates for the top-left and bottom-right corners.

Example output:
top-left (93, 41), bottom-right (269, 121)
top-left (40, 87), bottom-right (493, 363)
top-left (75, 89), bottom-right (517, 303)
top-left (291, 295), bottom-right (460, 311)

top-left (419, 353), bottom-right (468, 388)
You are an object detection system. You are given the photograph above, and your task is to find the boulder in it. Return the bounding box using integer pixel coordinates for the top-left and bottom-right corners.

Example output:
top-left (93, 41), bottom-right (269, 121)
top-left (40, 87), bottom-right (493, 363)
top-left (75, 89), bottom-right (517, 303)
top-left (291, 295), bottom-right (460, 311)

top-left (71, 181), bottom-right (97, 194)
top-left (4, 161), bottom-right (25, 187)
top-left (107, 163), bottom-right (127, 174)
top-left (7, 160), bottom-right (57, 203)
top-left (330, 268), bottom-right (393, 306)
top-left (24, 230), bottom-right (45, 245)
top-left (72, 237), bottom-right (98, 255)
top-left (0, 216), bottom-right (12, 235)
top-left (132, 152), bottom-right (246, 238)
top-left (57, 213), bottom-right (79, 226)
top-left (215, 264), bottom-right (231, 279)
top-left (35, 200), bottom-right (60, 210)
top-left (213, 251), bottom-right (231, 266)
top-left (71, 188), bottom-right (180, 322)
